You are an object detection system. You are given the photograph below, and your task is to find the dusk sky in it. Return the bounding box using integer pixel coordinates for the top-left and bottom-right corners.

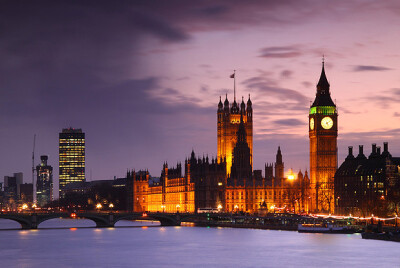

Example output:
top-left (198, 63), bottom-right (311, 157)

top-left (1, 1), bottom-right (400, 196)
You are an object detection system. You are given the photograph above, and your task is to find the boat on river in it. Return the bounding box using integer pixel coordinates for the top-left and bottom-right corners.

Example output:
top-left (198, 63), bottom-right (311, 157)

top-left (298, 223), bottom-right (357, 234)
top-left (361, 231), bottom-right (400, 242)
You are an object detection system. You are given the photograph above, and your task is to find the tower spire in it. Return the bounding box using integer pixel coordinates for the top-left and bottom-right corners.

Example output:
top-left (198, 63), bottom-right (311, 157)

top-left (317, 61), bottom-right (329, 90)
top-left (311, 60), bottom-right (334, 107)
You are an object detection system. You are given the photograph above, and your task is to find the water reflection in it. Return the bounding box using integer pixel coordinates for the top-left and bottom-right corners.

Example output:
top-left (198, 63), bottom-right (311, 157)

top-left (0, 219), bottom-right (399, 267)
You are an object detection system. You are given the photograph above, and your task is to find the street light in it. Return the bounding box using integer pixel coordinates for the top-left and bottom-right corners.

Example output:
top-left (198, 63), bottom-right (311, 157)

top-left (109, 203), bottom-right (114, 210)
top-left (270, 205), bottom-right (275, 213)
top-left (176, 204), bottom-right (180, 213)
top-left (22, 204), bottom-right (28, 210)
top-left (161, 205), bottom-right (165, 213)
top-left (96, 203), bottom-right (102, 211)
top-left (217, 204), bottom-right (222, 212)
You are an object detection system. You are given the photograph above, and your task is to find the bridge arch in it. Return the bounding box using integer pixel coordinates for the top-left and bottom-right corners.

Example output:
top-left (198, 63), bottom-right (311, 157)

top-left (0, 215), bottom-right (33, 229)
top-left (37, 216), bottom-right (96, 228)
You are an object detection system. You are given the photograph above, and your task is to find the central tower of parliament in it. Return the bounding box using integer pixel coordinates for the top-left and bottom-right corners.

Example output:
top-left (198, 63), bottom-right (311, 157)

top-left (217, 94), bottom-right (253, 175)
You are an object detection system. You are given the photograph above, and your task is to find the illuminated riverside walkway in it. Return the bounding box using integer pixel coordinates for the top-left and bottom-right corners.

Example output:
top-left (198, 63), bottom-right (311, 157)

top-left (0, 211), bottom-right (334, 230)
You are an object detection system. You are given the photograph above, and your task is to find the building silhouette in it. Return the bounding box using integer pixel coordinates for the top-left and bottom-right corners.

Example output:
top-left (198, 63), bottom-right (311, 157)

top-left (3, 173), bottom-right (23, 210)
top-left (335, 143), bottom-right (400, 217)
top-left (309, 62), bottom-right (338, 213)
top-left (20, 183), bottom-right (33, 204)
top-left (36, 155), bottom-right (53, 207)
top-left (59, 128), bottom-right (85, 198)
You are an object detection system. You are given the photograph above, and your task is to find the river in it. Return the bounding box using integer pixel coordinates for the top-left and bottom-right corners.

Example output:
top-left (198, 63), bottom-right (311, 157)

top-left (0, 219), bottom-right (399, 267)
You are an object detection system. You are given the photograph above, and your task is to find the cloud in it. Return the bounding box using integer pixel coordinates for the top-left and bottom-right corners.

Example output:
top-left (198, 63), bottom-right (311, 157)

top-left (259, 46), bottom-right (302, 58)
top-left (242, 75), bottom-right (309, 110)
top-left (362, 88), bottom-right (400, 108)
top-left (340, 128), bottom-right (400, 141)
top-left (273, 118), bottom-right (305, 126)
top-left (352, 65), bottom-right (393, 72)
top-left (281, 70), bottom-right (293, 78)
top-left (302, 81), bottom-right (313, 88)
top-left (195, 5), bottom-right (229, 16)
top-left (339, 107), bottom-right (361, 115)
top-left (131, 10), bottom-right (189, 41)
top-left (394, 112), bottom-right (400, 117)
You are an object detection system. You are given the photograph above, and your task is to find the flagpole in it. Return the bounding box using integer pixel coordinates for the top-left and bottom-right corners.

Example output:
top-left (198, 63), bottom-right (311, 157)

top-left (234, 69), bottom-right (236, 101)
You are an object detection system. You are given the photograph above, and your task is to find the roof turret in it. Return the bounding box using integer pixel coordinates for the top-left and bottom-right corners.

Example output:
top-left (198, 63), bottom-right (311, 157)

top-left (224, 94), bottom-right (229, 109)
top-left (231, 99), bottom-right (239, 114)
top-left (247, 94), bottom-right (252, 107)
top-left (218, 96), bottom-right (223, 110)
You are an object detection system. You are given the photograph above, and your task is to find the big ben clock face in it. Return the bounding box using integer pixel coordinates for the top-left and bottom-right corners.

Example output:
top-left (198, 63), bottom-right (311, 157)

top-left (321, 116), bottom-right (333, 129)
top-left (310, 118), bottom-right (314, 130)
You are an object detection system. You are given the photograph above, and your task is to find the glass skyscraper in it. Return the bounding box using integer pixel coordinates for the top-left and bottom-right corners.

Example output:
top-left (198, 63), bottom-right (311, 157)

top-left (36, 155), bottom-right (53, 206)
top-left (59, 128), bottom-right (85, 198)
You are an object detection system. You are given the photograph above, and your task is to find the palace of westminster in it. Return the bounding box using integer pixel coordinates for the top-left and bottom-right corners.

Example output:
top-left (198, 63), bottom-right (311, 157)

top-left (129, 63), bottom-right (400, 217)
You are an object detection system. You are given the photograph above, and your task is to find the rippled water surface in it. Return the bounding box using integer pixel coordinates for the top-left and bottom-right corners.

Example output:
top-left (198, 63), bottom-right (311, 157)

top-left (0, 219), bottom-right (399, 268)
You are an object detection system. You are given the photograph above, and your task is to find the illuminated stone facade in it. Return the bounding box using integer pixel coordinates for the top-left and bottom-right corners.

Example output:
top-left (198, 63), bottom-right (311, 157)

top-left (217, 95), bottom-right (253, 175)
top-left (132, 156), bottom-right (225, 213)
top-left (309, 63), bottom-right (338, 213)
top-left (225, 168), bottom-right (310, 214)
top-left (131, 149), bottom-right (310, 214)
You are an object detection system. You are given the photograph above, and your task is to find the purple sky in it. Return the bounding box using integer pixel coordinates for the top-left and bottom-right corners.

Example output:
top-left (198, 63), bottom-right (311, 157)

top-left (1, 1), bottom-right (400, 197)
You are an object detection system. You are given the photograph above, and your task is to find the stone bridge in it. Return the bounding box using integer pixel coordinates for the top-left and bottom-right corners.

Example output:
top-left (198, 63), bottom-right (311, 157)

top-left (0, 212), bottom-right (323, 230)
top-left (0, 212), bottom-right (210, 229)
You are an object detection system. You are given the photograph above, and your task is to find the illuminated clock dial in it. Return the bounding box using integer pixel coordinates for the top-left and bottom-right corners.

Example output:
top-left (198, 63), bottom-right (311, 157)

top-left (310, 118), bottom-right (314, 130)
top-left (321, 116), bottom-right (333, 129)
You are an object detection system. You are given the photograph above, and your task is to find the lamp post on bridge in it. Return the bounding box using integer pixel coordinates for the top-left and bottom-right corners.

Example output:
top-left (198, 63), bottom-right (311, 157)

top-left (176, 204), bottom-right (180, 213)
top-left (96, 203), bottom-right (102, 212)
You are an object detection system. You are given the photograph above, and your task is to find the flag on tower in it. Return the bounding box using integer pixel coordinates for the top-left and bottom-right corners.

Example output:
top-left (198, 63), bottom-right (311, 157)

top-left (230, 73), bottom-right (235, 78)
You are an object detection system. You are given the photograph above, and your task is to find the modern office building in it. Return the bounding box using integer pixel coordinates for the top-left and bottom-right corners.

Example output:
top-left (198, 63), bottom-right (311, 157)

top-left (3, 172), bottom-right (23, 210)
top-left (36, 155), bottom-right (53, 206)
top-left (59, 128), bottom-right (85, 198)
top-left (20, 183), bottom-right (33, 204)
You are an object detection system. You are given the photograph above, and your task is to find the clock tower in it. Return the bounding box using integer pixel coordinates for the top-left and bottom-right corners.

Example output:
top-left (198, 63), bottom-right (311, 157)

top-left (309, 62), bottom-right (338, 213)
